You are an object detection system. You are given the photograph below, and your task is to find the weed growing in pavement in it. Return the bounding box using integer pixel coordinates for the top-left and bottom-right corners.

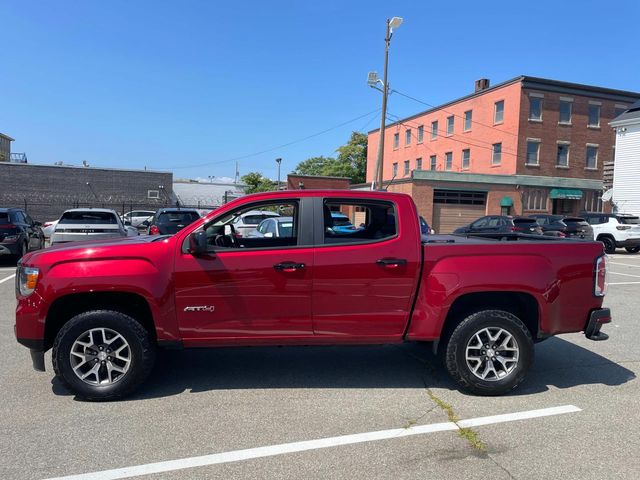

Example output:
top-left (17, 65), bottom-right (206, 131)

top-left (427, 390), bottom-right (487, 452)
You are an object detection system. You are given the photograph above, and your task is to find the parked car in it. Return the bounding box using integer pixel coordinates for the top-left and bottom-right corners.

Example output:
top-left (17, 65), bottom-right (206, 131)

top-left (528, 214), bottom-right (594, 240)
top-left (330, 212), bottom-right (358, 234)
top-left (146, 208), bottom-right (201, 235)
top-left (50, 209), bottom-right (137, 245)
top-left (41, 220), bottom-right (59, 246)
top-left (249, 216), bottom-right (294, 238)
top-left (122, 210), bottom-right (156, 229)
top-left (231, 209), bottom-right (280, 237)
top-left (0, 208), bottom-right (44, 260)
top-left (454, 215), bottom-right (543, 235)
top-left (419, 216), bottom-right (435, 235)
top-left (16, 190), bottom-right (610, 400)
top-left (581, 212), bottom-right (640, 254)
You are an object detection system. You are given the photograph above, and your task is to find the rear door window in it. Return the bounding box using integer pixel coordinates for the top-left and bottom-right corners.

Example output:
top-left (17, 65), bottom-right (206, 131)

top-left (322, 200), bottom-right (396, 244)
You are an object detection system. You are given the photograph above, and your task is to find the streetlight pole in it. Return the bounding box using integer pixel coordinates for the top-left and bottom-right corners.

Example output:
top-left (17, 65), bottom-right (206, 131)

top-left (275, 157), bottom-right (282, 190)
top-left (372, 17), bottom-right (402, 191)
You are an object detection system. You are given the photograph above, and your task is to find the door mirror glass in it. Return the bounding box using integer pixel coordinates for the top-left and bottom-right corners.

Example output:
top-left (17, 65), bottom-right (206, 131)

top-left (189, 231), bottom-right (209, 256)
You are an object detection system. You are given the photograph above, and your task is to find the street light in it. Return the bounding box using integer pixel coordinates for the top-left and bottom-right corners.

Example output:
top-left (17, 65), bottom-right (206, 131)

top-left (370, 16), bottom-right (403, 190)
top-left (275, 158), bottom-right (282, 190)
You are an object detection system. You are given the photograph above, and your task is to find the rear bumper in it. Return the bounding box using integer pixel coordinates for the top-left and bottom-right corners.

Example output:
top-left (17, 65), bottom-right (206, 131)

top-left (0, 242), bottom-right (20, 255)
top-left (584, 308), bottom-right (611, 341)
top-left (615, 238), bottom-right (640, 248)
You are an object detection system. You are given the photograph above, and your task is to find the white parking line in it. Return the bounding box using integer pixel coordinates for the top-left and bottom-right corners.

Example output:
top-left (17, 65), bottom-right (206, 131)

top-left (0, 274), bottom-right (16, 285)
top-left (608, 271), bottom-right (640, 278)
top-left (610, 262), bottom-right (640, 268)
top-left (43, 405), bottom-right (581, 480)
top-left (609, 282), bottom-right (640, 285)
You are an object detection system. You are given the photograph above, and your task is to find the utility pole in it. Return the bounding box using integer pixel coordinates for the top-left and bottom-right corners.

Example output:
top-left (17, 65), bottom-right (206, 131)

top-left (275, 158), bottom-right (282, 190)
top-left (371, 17), bottom-right (403, 191)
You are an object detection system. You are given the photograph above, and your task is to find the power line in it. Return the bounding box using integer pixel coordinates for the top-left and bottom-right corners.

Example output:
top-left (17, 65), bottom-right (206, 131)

top-left (390, 89), bottom-right (520, 138)
top-left (170, 108), bottom-right (382, 170)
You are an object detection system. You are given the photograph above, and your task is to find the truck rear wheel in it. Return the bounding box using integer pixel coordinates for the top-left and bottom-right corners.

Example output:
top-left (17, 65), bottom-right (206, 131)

top-left (444, 310), bottom-right (534, 396)
top-left (52, 310), bottom-right (156, 401)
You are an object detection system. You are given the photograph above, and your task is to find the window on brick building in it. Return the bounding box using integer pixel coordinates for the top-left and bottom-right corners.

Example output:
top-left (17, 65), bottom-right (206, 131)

top-left (431, 121), bottom-right (438, 140)
top-left (523, 189), bottom-right (548, 211)
top-left (559, 99), bottom-right (572, 124)
top-left (393, 133), bottom-right (399, 149)
top-left (586, 145), bottom-right (598, 169)
top-left (445, 152), bottom-right (453, 171)
top-left (526, 140), bottom-right (540, 166)
top-left (582, 190), bottom-right (603, 212)
top-left (615, 105), bottom-right (628, 118)
top-left (492, 143), bottom-right (502, 165)
top-left (464, 110), bottom-right (472, 131)
top-left (556, 143), bottom-right (570, 167)
top-left (588, 104), bottom-right (601, 127)
top-left (462, 149), bottom-right (470, 169)
top-left (417, 125), bottom-right (424, 143)
top-left (430, 155), bottom-right (437, 170)
top-left (416, 157), bottom-right (422, 170)
top-left (494, 100), bottom-right (504, 124)
top-left (392, 162), bottom-right (398, 177)
top-left (404, 160), bottom-right (410, 176)
top-left (446, 116), bottom-right (454, 135)
top-left (405, 129), bottom-right (411, 146)
top-left (529, 96), bottom-right (543, 121)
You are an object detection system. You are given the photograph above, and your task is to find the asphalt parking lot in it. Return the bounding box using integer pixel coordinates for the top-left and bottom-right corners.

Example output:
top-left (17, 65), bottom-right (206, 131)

top-left (0, 254), bottom-right (639, 480)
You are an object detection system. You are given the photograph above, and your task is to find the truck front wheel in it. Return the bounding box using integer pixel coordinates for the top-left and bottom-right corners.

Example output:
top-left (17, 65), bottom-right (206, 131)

top-left (444, 310), bottom-right (534, 396)
top-left (52, 310), bottom-right (156, 401)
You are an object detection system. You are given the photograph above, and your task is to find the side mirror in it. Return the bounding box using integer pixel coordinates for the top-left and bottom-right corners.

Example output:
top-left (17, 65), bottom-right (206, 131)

top-left (33, 221), bottom-right (42, 227)
top-left (124, 220), bottom-right (132, 226)
top-left (141, 220), bottom-right (150, 227)
top-left (189, 231), bottom-right (209, 256)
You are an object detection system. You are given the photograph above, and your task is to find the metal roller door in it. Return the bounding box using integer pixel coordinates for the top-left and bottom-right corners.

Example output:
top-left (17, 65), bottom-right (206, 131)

top-left (432, 190), bottom-right (487, 234)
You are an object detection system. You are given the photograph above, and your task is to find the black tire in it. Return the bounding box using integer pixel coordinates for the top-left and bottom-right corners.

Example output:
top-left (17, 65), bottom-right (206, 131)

top-left (625, 247), bottom-right (640, 254)
top-left (600, 236), bottom-right (616, 254)
top-left (444, 310), bottom-right (534, 396)
top-left (52, 310), bottom-right (156, 401)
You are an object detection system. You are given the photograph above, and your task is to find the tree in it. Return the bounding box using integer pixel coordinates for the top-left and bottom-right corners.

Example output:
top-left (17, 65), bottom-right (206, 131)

top-left (241, 172), bottom-right (274, 194)
top-left (291, 131), bottom-right (368, 184)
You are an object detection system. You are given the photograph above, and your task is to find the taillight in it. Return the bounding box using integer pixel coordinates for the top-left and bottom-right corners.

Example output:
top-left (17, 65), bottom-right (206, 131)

top-left (594, 255), bottom-right (607, 297)
top-left (558, 232), bottom-right (567, 237)
top-left (616, 225), bottom-right (631, 230)
top-left (149, 225), bottom-right (160, 235)
top-left (0, 224), bottom-right (17, 229)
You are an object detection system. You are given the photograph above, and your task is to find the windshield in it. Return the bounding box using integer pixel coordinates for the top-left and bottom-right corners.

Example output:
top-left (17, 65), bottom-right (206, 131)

top-left (59, 212), bottom-right (118, 224)
top-left (243, 214), bottom-right (278, 225)
top-left (157, 212), bottom-right (200, 225)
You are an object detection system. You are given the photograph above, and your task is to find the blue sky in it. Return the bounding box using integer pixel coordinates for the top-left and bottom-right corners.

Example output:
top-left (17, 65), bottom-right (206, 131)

top-left (2, 0), bottom-right (639, 181)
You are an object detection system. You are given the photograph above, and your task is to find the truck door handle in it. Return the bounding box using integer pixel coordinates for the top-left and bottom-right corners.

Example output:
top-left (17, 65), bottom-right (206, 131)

top-left (274, 262), bottom-right (306, 272)
top-left (376, 258), bottom-right (407, 268)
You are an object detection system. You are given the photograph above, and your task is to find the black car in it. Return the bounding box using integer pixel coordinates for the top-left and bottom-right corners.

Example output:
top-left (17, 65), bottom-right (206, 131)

top-left (146, 208), bottom-right (201, 235)
top-left (454, 215), bottom-right (543, 235)
top-left (0, 208), bottom-right (45, 260)
top-left (528, 214), bottom-right (594, 240)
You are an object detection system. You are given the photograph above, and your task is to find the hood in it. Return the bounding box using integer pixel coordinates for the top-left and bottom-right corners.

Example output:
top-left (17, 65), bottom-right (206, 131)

top-left (21, 234), bottom-right (169, 265)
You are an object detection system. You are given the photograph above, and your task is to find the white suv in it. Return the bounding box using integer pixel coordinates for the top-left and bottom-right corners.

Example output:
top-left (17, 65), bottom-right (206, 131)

top-left (582, 213), bottom-right (640, 254)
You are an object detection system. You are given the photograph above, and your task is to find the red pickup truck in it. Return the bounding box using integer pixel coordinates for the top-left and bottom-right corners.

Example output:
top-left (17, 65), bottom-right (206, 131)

top-left (15, 190), bottom-right (610, 400)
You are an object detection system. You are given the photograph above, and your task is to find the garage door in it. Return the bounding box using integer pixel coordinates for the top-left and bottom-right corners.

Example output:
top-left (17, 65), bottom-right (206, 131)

top-left (432, 190), bottom-right (487, 234)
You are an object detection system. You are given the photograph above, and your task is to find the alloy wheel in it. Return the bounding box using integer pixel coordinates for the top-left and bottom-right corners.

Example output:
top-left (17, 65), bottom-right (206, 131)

top-left (69, 328), bottom-right (131, 385)
top-left (465, 327), bottom-right (519, 381)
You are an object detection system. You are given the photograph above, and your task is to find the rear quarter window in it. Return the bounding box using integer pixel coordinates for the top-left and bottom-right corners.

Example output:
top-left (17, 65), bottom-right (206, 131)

top-left (618, 217), bottom-right (640, 225)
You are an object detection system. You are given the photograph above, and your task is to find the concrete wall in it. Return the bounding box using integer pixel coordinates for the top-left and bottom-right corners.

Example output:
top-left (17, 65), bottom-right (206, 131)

top-left (0, 163), bottom-right (173, 221)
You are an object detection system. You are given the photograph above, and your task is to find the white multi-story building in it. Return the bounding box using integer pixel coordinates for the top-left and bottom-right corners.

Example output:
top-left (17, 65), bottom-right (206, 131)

top-left (610, 101), bottom-right (640, 215)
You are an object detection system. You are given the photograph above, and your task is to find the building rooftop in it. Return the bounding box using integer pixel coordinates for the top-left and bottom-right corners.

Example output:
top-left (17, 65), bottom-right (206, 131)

top-left (370, 75), bottom-right (640, 133)
top-left (610, 99), bottom-right (640, 126)
top-left (0, 133), bottom-right (15, 141)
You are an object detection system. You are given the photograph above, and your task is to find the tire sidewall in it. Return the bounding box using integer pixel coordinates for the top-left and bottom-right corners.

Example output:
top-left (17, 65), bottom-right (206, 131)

top-left (447, 310), bottom-right (534, 395)
top-left (601, 237), bottom-right (616, 254)
top-left (53, 311), bottom-right (154, 401)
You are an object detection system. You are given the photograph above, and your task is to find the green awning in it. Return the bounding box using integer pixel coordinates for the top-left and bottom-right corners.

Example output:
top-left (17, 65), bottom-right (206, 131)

top-left (549, 188), bottom-right (583, 200)
top-left (500, 196), bottom-right (514, 207)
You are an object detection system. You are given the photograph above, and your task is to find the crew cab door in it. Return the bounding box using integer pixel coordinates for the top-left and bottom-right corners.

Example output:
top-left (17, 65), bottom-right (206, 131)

top-left (311, 197), bottom-right (422, 339)
top-left (173, 197), bottom-right (315, 342)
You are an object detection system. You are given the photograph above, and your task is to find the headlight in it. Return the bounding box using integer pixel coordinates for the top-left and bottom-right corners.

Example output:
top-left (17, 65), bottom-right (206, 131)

top-left (18, 266), bottom-right (40, 296)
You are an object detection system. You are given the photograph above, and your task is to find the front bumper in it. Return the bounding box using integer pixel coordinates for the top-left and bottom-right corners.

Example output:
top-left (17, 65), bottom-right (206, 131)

top-left (584, 308), bottom-right (611, 341)
top-left (16, 336), bottom-right (46, 371)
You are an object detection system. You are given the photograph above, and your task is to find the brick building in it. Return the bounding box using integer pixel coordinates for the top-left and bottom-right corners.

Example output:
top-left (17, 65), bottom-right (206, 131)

top-left (287, 174), bottom-right (351, 190)
top-left (365, 76), bottom-right (640, 233)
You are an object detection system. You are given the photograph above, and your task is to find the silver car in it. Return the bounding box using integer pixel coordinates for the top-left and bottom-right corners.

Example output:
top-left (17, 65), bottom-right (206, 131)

top-left (122, 210), bottom-right (156, 228)
top-left (50, 209), bottom-right (137, 245)
top-left (231, 209), bottom-right (280, 237)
